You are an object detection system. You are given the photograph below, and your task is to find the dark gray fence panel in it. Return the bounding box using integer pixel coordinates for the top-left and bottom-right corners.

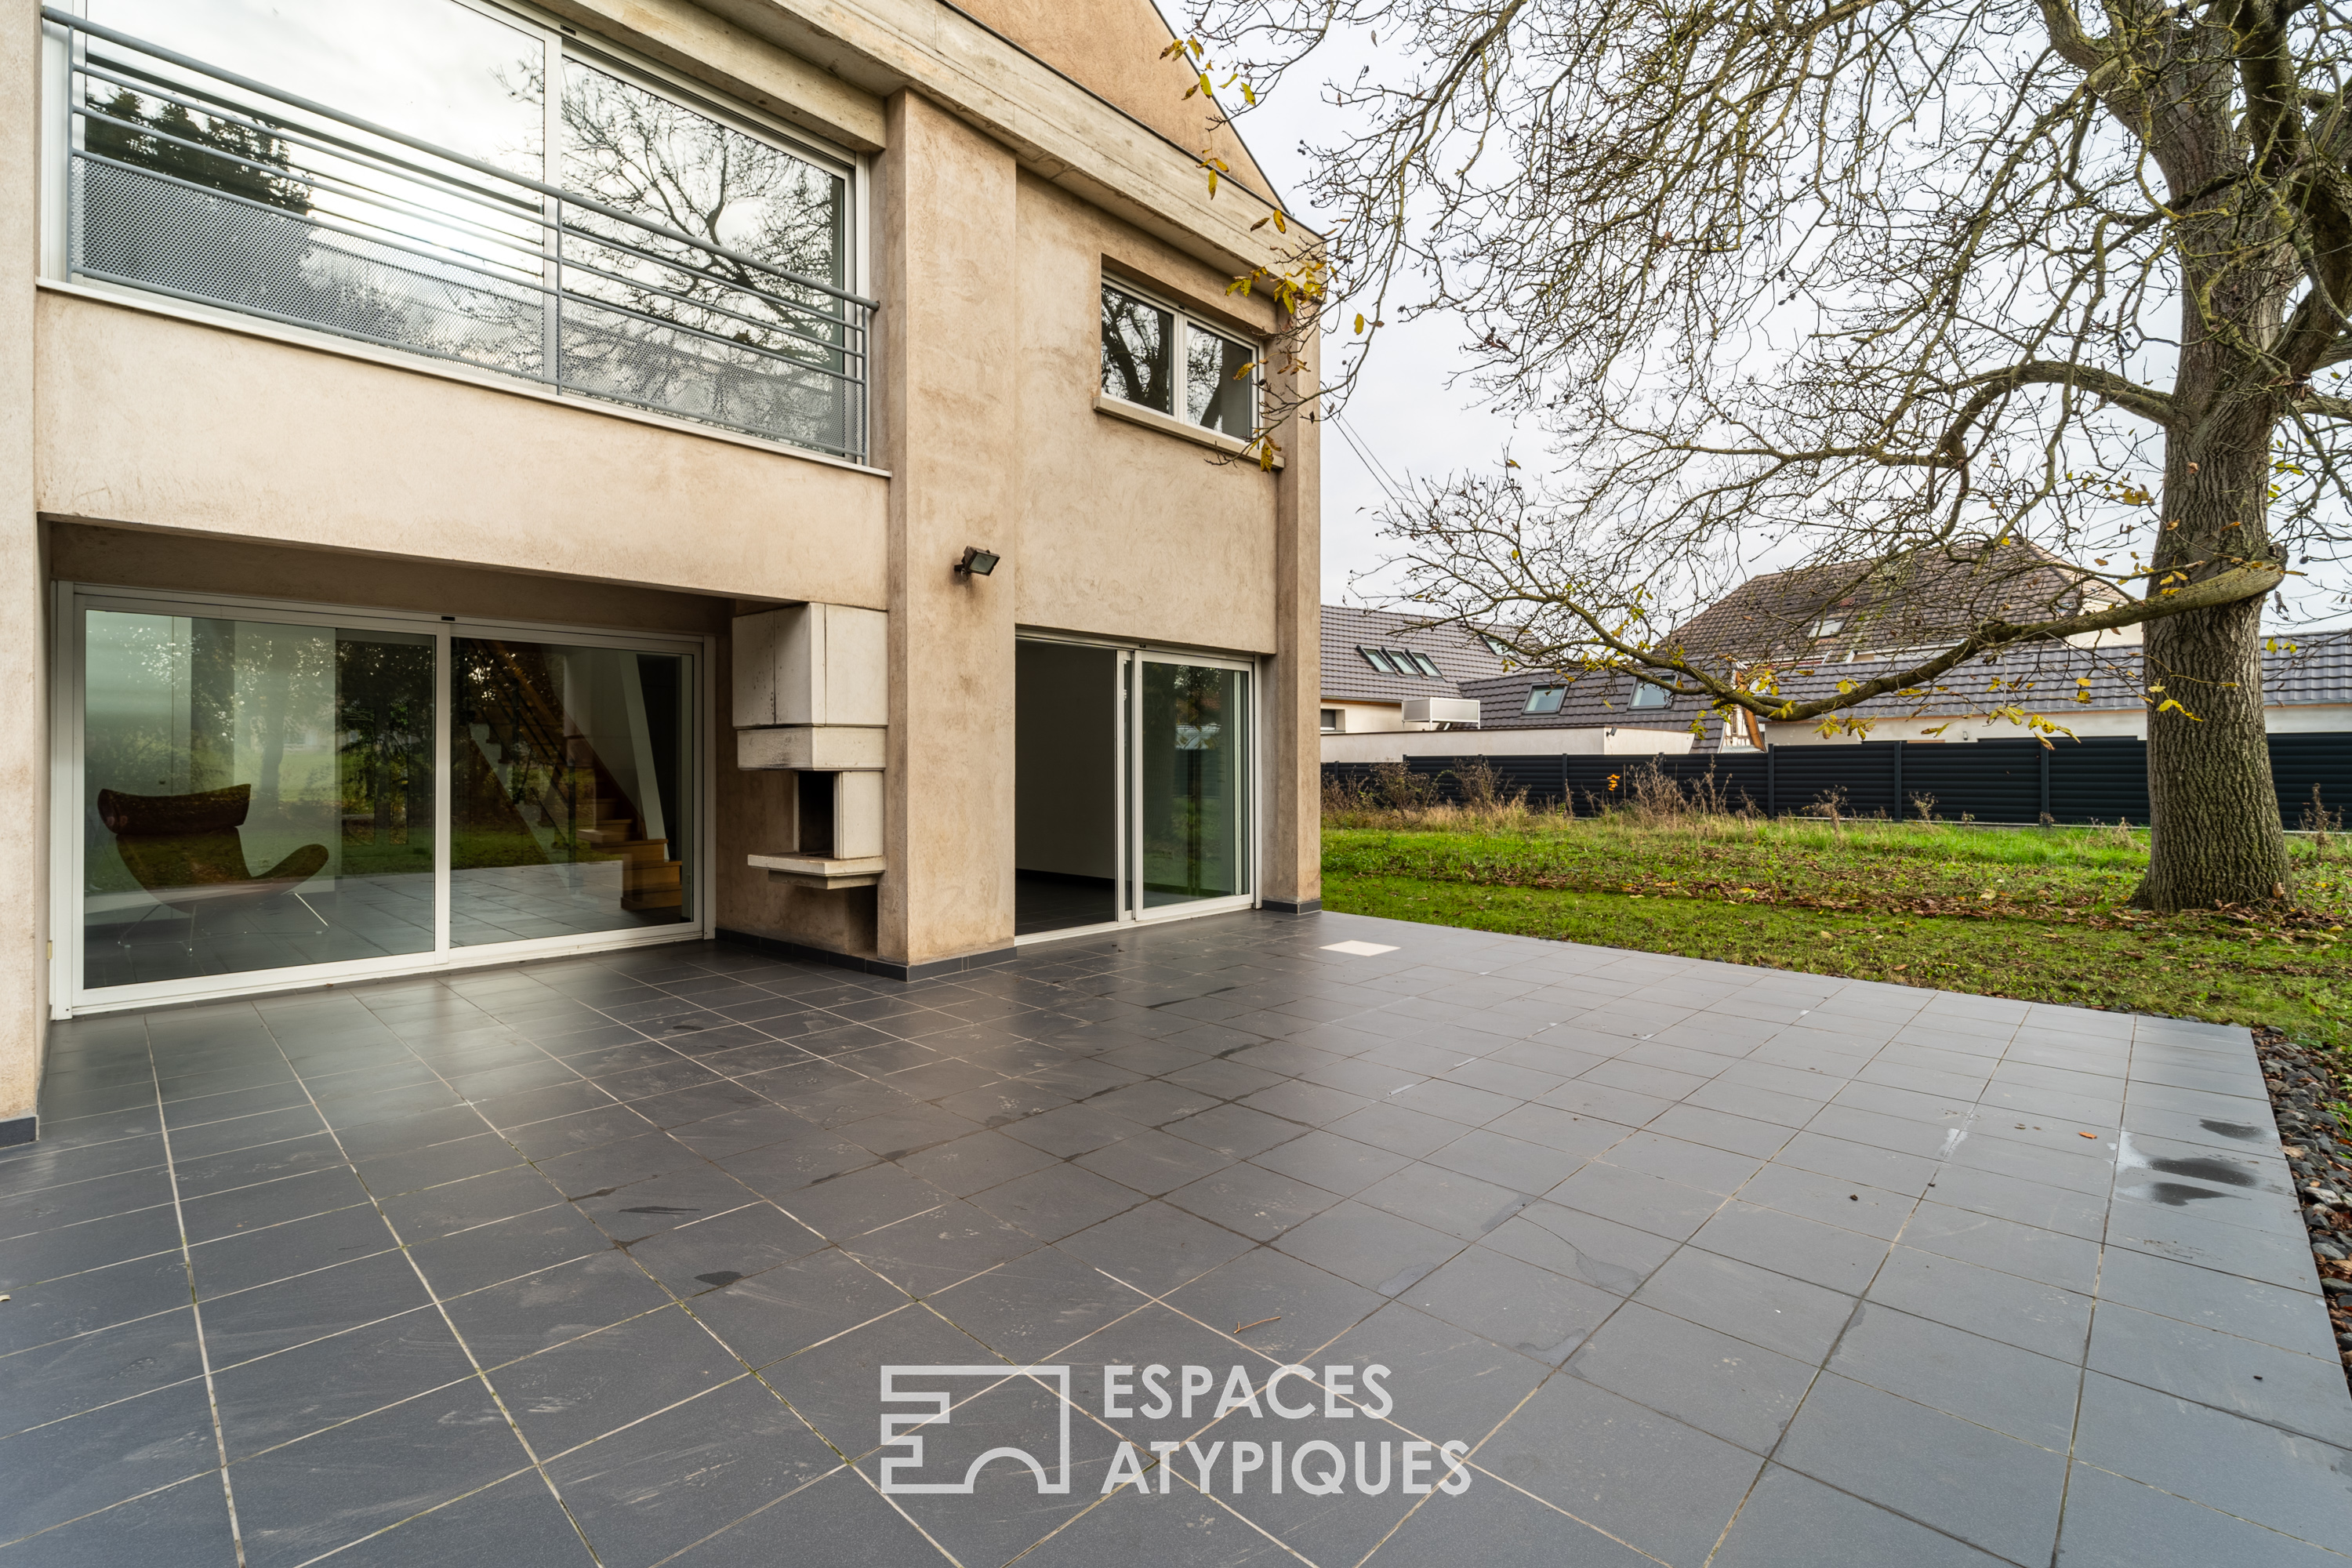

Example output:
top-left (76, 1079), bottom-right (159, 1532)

top-left (2046, 736), bottom-right (2151, 824)
top-left (1323, 732), bottom-right (2352, 827)
top-left (2270, 734), bottom-right (2352, 827)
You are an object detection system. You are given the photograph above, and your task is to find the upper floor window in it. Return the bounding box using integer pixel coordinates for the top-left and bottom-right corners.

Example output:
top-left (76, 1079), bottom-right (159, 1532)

top-left (56, 0), bottom-right (867, 458)
top-left (1628, 681), bottom-right (1670, 709)
top-left (1320, 709), bottom-right (1342, 734)
top-left (1101, 281), bottom-right (1258, 439)
top-left (1524, 685), bottom-right (1566, 715)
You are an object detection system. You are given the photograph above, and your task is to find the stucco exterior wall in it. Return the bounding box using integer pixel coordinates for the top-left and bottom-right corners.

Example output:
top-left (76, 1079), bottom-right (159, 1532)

top-left (34, 290), bottom-right (891, 610)
top-left (876, 92), bottom-right (1022, 967)
top-left (48, 524), bottom-right (736, 637)
top-left (1, 0), bottom-right (42, 1135)
top-left (1014, 173), bottom-right (1280, 652)
top-left (951, 0), bottom-right (1274, 198)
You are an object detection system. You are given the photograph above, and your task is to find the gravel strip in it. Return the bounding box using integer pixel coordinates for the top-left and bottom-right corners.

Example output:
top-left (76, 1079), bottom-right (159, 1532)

top-left (2258, 1024), bottom-right (2352, 1386)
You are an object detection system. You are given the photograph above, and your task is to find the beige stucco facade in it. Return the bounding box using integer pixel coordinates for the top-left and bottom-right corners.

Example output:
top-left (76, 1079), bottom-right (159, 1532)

top-left (0, 0), bottom-right (1320, 1142)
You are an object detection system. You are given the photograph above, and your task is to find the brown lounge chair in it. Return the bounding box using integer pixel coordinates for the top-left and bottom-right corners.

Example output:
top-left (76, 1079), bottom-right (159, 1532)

top-left (98, 785), bottom-right (330, 948)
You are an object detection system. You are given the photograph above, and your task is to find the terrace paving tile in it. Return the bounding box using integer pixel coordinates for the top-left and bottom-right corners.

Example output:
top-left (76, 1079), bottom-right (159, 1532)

top-left (20, 913), bottom-right (2346, 1567)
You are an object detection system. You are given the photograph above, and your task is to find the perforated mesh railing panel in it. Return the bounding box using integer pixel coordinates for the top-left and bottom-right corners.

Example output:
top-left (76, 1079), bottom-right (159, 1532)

top-left (78, 158), bottom-right (549, 380)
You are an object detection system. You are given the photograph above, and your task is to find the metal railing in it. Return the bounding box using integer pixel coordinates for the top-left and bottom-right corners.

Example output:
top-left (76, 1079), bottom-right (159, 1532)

top-left (46, 9), bottom-right (874, 462)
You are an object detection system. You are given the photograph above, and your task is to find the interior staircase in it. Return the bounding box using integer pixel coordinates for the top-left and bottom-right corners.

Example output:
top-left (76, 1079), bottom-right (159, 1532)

top-left (463, 642), bottom-right (683, 913)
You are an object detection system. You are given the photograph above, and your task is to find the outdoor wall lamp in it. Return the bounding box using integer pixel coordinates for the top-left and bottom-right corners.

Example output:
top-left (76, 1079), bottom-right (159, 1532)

top-left (955, 546), bottom-right (1000, 578)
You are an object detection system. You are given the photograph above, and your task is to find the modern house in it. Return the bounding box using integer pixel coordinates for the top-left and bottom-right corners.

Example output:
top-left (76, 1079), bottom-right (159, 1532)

top-left (0, 0), bottom-right (1323, 1145)
top-left (1317, 603), bottom-right (1504, 746)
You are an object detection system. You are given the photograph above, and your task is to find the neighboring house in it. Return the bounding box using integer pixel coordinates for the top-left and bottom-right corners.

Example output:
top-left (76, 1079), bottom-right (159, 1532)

top-left (1457, 620), bottom-right (2352, 755)
top-left (1748, 632), bottom-right (2352, 748)
top-left (1668, 539), bottom-right (2144, 667)
top-left (1319, 604), bottom-right (1511, 750)
top-left (1, 0), bottom-right (1323, 1145)
top-left (1332, 544), bottom-right (2347, 766)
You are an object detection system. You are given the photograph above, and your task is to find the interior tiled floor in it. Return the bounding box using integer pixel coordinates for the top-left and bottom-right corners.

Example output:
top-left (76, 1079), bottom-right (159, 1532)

top-left (6, 911), bottom-right (2349, 1567)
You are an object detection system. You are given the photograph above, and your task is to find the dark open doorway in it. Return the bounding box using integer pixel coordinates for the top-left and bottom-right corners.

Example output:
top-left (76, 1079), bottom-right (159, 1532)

top-left (1014, 640), bottom-right (1119, 935)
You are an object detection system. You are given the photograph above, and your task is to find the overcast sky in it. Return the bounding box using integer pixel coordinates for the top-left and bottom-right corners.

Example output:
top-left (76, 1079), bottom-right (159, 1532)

top-left (1214, 36), bottom-right (1541, 608)
top-left (1210, 27), bottom-right (2347, 631)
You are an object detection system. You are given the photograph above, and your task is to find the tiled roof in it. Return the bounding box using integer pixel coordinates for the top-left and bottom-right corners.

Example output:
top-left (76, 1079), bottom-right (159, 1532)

top-left (1667, 539), bottom-right (2130, 665)
top-left (1458, 630), bottom-right (2352, 748)
top-left (1321, 604), bottom-right (1513, 702)
top-left (1461, 669), bottom-right (1705, 735)
top-left (1761, 630), bottom-right (2352, 718)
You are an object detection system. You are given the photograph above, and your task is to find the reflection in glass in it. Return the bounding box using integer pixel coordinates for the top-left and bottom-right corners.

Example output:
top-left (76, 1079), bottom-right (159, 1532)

top-left (1138, 663), bottom-right (1246, 909)
top-left (81, 0), bottom-right (551, 380)
top-left (88, 0), bottom-right (550, 172)
top-left (82, 612), bottom-right (435, 987)
top-left (1186, 325), bottom-right (1255, 436)
top-left (74, 0), bottom-right (858, 453)
top-left (1101, 285), bottom-right (1174, 412)
top-left (451, 639), bottom-right (691, 945)
top-left (557, 60), bottom-right (851, 450)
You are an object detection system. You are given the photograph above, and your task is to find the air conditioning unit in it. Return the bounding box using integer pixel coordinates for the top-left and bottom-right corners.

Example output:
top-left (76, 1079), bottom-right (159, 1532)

top-left (1403, 696), bottom-right (1480, 727)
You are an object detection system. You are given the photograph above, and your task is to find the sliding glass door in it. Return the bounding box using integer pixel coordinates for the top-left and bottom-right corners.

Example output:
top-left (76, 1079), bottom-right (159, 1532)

top-left (451, 638), bottom-right (691, 946)
top-left (63, 590), bottom-right (702, 1011)
top-left (82, 611), bottom-right (437, 988)
top-left (1127, 651), bottom-right (1254, 923)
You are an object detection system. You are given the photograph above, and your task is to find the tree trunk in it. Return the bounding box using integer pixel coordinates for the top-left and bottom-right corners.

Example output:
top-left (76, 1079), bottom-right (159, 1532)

top-left (2139, 443), bottom-right (2292, 910)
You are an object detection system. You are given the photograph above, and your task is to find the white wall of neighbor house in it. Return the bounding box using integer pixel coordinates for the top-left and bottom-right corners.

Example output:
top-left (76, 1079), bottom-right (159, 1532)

top-left (1322, 699), bottom-right (1406, 734)
top-left (1323, 728), bottom-right (1696, 764)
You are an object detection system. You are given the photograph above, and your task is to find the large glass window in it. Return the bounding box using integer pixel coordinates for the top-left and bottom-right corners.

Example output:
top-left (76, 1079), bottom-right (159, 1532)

top-left (1137, 662), bottom-right (1247, 909)
top-left (451, 638), bottom-right (691, 945)
top-left (82, 611), bottom-right (435, 988)
top-left (72, 597), bottom-right (700, 1004)
top-left (67, 0), bottom-right (861, 455)
top-left (1101, 281), bottom-right (1258, 439)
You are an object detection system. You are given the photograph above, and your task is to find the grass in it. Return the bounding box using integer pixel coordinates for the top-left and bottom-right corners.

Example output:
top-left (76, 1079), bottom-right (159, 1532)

top-left (1321, 800), bottom-right (2352, 1047)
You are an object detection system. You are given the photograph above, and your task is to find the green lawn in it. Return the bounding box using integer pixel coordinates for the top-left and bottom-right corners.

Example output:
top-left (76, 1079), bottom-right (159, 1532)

top-left (1321, 811), bottom-right (2352, 1047)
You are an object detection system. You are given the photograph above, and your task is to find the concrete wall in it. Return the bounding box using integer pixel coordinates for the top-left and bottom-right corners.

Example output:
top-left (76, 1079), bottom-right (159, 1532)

top-left (876, 92), bottom-right (1022, 967)
top-left (1014, 641), bottom-right (1117, 879)
top-left (953, 0), bottom-right (1273, 199)
top-left (1014, 173), bottom-right (1279, 653)
top-left (35, 292), bottom-right (889, 610)
top-left (1, 0), bottom-right (40, 1138)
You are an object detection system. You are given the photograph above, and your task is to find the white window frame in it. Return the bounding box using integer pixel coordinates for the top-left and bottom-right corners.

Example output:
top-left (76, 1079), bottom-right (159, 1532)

top-left (1007, 631), bottom-right (1263, 946)
top-left (1098, 276), bottom-right (1261, 437)
top-left (1524, 685), bottom-right (1566, 715)
top-left (50, 581), bottom-right (716, 1018)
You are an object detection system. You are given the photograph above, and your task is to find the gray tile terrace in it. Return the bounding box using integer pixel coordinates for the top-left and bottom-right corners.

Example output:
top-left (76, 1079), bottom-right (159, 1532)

top-left (5, 913), bottom-right (2348, 1566)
